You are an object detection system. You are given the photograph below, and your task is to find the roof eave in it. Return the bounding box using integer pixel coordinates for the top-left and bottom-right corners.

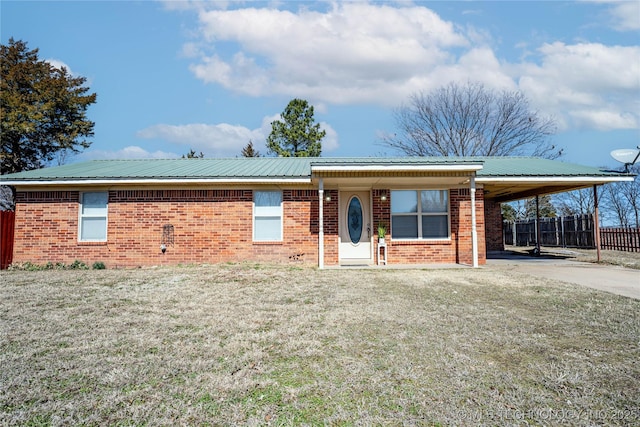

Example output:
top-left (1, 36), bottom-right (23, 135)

top-left (477, 176), bottom-right (634, 184)
top-left (311, 164), bottom-right (484, 173)
top-left (1, 178), bottom-right (312, 186)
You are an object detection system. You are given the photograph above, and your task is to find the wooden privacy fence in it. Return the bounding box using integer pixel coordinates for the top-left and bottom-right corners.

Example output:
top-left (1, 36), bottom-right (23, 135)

top-left (504, 214), bottom-right (595, 248)
top-left (1, 210), bottom-right (15, 269)
top-left (504, 214), bottom-right (640, 252)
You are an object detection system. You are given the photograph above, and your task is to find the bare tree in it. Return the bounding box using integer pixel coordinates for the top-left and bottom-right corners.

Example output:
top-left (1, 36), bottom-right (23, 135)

top-left (554, 188), bottom-right (595, 217)
top-left (601, 165), bottom-right (639, 228)
top-left (381, 81), bottom-right (560, 158)
top-left (601, 184), bottom-right (631, 227)
top-left (621, 167), bottom-right (640, 228)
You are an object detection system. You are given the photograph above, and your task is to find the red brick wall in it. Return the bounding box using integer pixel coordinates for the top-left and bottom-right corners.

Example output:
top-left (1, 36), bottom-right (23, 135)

top-left (484, 198), bottom-right (504, 252)
top-left (322, 190), bottom-right (339, 266)
top-left (374, 188), bottom-right (487, 266)
top-left (451, 188), bottom-right (486, 265)
top-left (13, 191), bottom-right (103, 264)
top-left (12, 186), bottom-right (487, 268)
top-left (13, 189), bottom-right (322, 268)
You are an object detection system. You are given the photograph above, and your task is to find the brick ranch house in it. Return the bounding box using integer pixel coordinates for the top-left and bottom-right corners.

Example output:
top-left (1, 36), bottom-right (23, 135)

top-left (0, 157), bottom-right (632, 269)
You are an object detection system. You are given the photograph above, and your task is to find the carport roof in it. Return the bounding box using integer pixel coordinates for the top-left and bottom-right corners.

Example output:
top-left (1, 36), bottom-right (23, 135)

top-left (0, 157), bottom-right (633, 201)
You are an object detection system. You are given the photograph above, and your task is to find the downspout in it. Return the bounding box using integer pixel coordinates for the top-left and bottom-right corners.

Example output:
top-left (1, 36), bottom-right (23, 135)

top-left (593, 184), bottom-right (601, 262)
top-left (318, 178), bottom-right (324, 269)
top-left (470, 174), bottom-right (478, 268)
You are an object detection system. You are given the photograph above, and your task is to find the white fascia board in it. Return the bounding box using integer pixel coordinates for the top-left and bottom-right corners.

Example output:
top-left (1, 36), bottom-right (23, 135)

top-left (1, 178), bottom-right (311, 186)
top-left (477, 176), bottom-right (634, 184)
top-left (311, 164), bottom-right (483, 173)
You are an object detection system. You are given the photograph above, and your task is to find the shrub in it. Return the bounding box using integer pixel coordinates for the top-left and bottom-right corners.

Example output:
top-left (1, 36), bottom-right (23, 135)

top-left (69, 260), bottom-right (89, 270)
top-left (8, 259), bottom-right (101, 271)
top-left (8, 262), bottom-right (40, 271)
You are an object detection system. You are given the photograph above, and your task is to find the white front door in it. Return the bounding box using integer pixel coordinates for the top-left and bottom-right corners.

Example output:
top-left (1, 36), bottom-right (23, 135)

top-left (339, 191), bottom-right (372, 263)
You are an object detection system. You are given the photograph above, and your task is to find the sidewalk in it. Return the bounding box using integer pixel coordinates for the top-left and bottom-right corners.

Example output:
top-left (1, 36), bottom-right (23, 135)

top-left (487, 252), bottom-right (640, 300)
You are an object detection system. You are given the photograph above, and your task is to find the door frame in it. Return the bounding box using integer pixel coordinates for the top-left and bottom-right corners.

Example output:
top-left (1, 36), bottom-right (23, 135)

top-left (338, 189), bottom-right (373, 265)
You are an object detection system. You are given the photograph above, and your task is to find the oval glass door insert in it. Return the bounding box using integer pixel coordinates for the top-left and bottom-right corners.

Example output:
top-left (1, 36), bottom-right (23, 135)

top-left (347, 196), bottom-right (363, 244)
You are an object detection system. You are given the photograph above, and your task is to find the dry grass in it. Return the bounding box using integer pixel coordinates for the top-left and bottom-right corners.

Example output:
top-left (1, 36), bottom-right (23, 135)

top-left (570, 248), bottom-right (640, 270)
top-left (1, 264), bottom-right (639, 426)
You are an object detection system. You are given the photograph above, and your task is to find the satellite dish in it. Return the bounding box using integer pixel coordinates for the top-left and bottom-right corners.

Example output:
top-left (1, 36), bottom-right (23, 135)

top-left (610, 146), bottom-right (640, 172)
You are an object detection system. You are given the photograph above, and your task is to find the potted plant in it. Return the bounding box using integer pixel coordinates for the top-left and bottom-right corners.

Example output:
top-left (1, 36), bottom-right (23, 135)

top-left (377, 223), bottom-right (387, 244)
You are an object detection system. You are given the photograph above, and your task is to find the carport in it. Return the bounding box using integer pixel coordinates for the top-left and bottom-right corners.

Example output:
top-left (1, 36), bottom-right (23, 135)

top-left (477, 157), bottom-right (635, 261)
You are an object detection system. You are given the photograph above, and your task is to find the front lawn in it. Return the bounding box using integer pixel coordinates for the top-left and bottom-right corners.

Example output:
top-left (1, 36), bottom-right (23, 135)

top-left (1, 264), bottom-right (638, 425)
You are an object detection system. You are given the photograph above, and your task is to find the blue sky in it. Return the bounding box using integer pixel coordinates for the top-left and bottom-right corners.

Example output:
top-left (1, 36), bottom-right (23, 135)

top-left (2, 0), bottom-right (639, 168)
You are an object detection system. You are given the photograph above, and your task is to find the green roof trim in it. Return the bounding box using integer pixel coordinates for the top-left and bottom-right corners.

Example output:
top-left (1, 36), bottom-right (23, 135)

top-left (0, 156), bottom-right (631, 183)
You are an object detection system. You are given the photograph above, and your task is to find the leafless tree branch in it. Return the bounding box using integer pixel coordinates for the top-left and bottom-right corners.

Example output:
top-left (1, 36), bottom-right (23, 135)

top-left (381, 81), bottom-right (560, 158)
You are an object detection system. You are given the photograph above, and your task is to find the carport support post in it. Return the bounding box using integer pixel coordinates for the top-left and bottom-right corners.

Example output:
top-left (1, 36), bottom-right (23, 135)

top-left (471, 174), bottom-right (478, 268)
top-left (318, 178), bottom-right (325, 269)
top-left (535, 195), bottom-right (541, 255)
top-left (593, 184), bottom-right (601, 262)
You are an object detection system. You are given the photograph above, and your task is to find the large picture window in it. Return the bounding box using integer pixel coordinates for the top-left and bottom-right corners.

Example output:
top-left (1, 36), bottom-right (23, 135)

top-left (391, 190), bottom-right (449, 239)
top-left (79, 192), bottom-right (108, 241)
top-left (254, 190), bottom-right (282, 241)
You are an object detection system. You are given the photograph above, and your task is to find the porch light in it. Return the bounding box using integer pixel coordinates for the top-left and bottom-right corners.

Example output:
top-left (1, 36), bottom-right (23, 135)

top-left (380, 192), bottom-right (387, 201)
top-left (325, 195), bottom-right (332, 202)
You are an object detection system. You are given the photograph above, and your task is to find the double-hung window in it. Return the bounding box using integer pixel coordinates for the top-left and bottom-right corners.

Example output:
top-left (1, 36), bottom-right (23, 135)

top-left (253, 190), bottom-right (282, 241)
top-left (391, 190), bottom-right (449, 239)
top-left (79, 192), bottom-right (108, 241)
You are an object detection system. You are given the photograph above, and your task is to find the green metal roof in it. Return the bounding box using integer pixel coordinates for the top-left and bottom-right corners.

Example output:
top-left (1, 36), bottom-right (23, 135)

top-left (0, 158), bottom-right (314, 180)
top-left (475, 157), bottom-right (623, 177)
top-left (0, 156), bottom-right (630, 182)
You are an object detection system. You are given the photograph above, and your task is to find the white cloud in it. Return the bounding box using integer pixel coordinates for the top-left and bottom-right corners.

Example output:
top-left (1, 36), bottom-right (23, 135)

top-left (137, 123), bottom-right (264, 157)
top-left (78, 146), bottom-right (179, 161)
top-left (173, 1), bottom-right (639, 133)
top-left (46, 59), bottom-right (74, 74)
top-left (517, 42), bottom-right (640, 130)
top-left (431, 47), bottom-right (517, 92)
top-left (46, 58), bottom-right (94, 85)
top-left (180, 42), bottom-right (202, 59)
top-left (320, 122), bottom-right (339, 152)
top-left (601, 0), bottom-right (640, 31)
top-left (569, 110), bottom-right (637, 131)
top-left (160, 0), bottom-right (231, 12)
top-left (136, 117), bottom-right (339, 157)
top-left (188, 2), bottom-right (470, 105)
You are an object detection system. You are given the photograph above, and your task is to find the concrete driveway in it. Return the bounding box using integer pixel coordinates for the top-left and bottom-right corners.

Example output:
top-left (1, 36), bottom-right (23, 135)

top-left (487, 252), bottom-right (640, 300)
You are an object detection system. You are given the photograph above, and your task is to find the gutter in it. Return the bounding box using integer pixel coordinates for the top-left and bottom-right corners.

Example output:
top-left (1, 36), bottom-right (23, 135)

top-left (311, 164), bottom-right (484, 173)
top-left (477, 176), bottom-right (634, 184)
top-left (0, 178), bottom-right (312, 186)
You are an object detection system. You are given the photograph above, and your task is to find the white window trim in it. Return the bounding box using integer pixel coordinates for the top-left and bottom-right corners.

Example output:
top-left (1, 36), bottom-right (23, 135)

top-left (253, 190), bottom-right (283, 242)
top-left (391, 189), bottom-right (451, 241)
top-left (78, 191), bottom-right (108, 242)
